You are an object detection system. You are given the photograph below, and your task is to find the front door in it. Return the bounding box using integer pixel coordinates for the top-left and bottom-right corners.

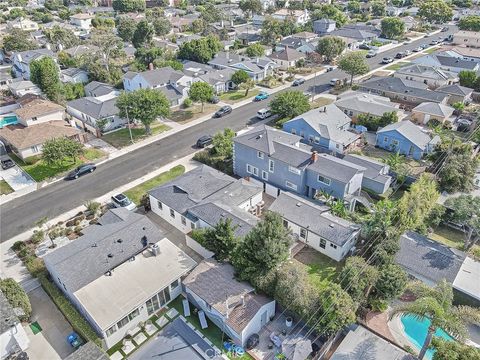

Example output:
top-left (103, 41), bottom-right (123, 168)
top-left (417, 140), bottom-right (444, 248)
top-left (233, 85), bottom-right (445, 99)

top-left (261, 311), bottom-right (268, 326)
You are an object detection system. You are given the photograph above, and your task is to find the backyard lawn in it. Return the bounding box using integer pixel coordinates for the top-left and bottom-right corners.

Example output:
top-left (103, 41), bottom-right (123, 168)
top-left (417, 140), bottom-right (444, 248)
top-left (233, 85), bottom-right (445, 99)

top-left (9, 148), bottom-right (106, 182)
top-left (311, 96), bottom-right (334, 109)
top-left (101, 122), bottom-right (170, 148)
top-left (294, 247), bottom-right (343, 289)
top-left (169, 103), bottom-right (220, 124)
top-left (124, 165), bottom-right (185, 205)
top-left (220, 89), bottom-right (260, 104)
top-left (430, 225), bottom-right (480, 259)
top-left (0, 180), bottom-right (14, 195)
top-left (385, 62), bottom-right (410, 71)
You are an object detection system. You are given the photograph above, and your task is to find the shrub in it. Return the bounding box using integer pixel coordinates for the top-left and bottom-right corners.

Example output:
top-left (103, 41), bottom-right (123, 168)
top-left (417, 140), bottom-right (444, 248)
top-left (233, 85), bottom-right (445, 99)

top-left (74, 226), bottom-right (82, 234)
top-left (369, 299), bottom-right (388, 312)
top-left (140, 193), bottom-right (151, 211)
top-left (85, 201), bottom-right (101, 215)
top-left (86, 214), bottom-right (95, 220)
top-left (65, 220), bottom-right (76, 227)
top-left (183, 98), bottom-right (192, 108)
top-left (30, 229), bottom-right (45, 244)
top-left (24, 256), bottom-right (45, 277)
top-left (0, 278), bottom-right (32, 321)
top-left (12, 241), bottom-right (26, 252)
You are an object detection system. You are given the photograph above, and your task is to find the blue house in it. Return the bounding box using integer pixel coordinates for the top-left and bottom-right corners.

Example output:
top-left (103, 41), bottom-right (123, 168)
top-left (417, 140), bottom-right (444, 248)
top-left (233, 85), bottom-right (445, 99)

top-left (282, 105), bottom-right (361, 155)
top-left (375, 120), bottom-right (440, 160)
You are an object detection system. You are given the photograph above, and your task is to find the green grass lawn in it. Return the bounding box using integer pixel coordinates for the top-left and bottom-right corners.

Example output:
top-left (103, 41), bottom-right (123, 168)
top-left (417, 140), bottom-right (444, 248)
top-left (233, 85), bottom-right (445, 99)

top-left (102, 123), bottom-right (170, 149)
top-left (294, 248), bottom-right (343, 289)
top-left (124, 165), bottom-right (185, 205)
top-left (9, 148), bottom-right (106, 182)
top-left (311, 97), bottom-right (334, 109)
top-left (220, 89), bottom-right (260, 104)
top-left (423, 47), bottom-right (438, 54)
top-left (430, 225), bottom-right (480, 259)
top-left (0, 180), bottom-right (14, 195)
top-left (169, 103), bottom-right (220, 124)
top-left (385, 62), bottom-right (410, 71)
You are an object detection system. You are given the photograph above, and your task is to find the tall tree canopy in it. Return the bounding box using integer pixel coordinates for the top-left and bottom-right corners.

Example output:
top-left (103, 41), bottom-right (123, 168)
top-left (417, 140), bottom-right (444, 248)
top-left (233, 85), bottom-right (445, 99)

top-left (338, 51), bottom-right (370, 85)
top-left (270, 90), bottom-right (311, 120)
top-left (132, 20), bottom-right (154, 49)
top-left (178, 36), bottom-right (222, 64)
top-left (3, 29), bottom-right (38, 52)
top-left (30, 57), bottom-right (62, 101)
top-left (418, 0), bottom-right (453, 24)
top-left (188, 82), bottom-right (214, 112)
top-left (112, 0), bottom-right (145, 12)
top-left (316, 36), bottom-right (346, 62)
top-left (116, 16), bottom-right (137, 42)
top-left (439, 153), bottom-right (479, 194)
top-left (381, 17), bottom-right (406, 39)
top-left (444, 195), bottom-right (480, 249)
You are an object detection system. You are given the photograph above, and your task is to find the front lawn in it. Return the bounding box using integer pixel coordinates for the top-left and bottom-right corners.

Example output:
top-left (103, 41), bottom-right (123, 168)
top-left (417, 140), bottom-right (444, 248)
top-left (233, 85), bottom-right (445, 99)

top-left (9, 148), bottom-right (106, 182)
top-left (311, 96), bottom-right (334, 109)
top-left (220, 89), bottom-right (260, 104)
top-left (385, 62), bottom-right (410, 71)
top-left (430, 225), bottom-right (480, 259)
top-left (101, 122), bottom-right (170, 149)
top-left (423, 47), bottom-right (438, 54)
top-left (0, 180), bottom-right (14, 195)
top-left (124, 165), bottom-right (185, 205)
top-left (293, 247), bottom-right (343, 289)
top-left (169, 103), bottom-right (220, 124)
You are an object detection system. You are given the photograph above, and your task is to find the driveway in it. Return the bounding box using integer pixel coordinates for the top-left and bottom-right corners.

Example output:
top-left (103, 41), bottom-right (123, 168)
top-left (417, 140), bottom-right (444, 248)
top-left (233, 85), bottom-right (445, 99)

top-left (0, 158), bottom-right (36, 191)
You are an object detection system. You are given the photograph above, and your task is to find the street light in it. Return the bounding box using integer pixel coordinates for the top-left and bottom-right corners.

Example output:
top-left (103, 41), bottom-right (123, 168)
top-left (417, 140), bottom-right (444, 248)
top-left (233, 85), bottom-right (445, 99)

top-left (125, 106), bottom-right (134, 145)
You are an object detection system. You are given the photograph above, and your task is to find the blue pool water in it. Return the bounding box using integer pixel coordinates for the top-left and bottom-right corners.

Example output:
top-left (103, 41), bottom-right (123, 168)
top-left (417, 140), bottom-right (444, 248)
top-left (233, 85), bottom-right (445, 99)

top-left (0, 115), bottom-right (18, 128)
top-left (400, 314), bottom-right (454, 359)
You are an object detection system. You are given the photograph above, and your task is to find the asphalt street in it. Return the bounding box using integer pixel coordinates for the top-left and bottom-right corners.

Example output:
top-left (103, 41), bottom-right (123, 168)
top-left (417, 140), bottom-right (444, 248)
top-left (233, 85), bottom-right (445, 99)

top-left (0, 27), bottom-right (457, 242)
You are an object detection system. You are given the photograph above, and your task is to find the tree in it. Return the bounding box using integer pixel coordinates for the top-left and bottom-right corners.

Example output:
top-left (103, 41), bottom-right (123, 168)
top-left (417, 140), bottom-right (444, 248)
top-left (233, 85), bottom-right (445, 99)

top-left (418, 0), bottom-right (453, 24)
top-left (192, 218), bottom-right (238, 261)
top-left (390, 280), bottom-right (480, 360)
top-left (189, 82), bottom-right (214, 112)
top-left (44, 25), bottom-right (79, 49)
top-left (231, 70), bottom-right (250, 86)
top-left (212, 128), bottom-right (235, 158)
top-left (260, 17), bottom-right (283, 45)
top-left (431, 338), bottom-right (480, 360)
top-left (373, 264), bottom-right (408, 301)
top-left (347, 0), bottom-right (361, 13)
top-left (132, 20), bottom-right (154, 49)
top-left (63, 83), bottom-right (85, 100)
top-left (116, 16), bottom-right (137, 42)
top-left (0, 278), bottom-right (32, 322)
top-left (134, 47), bottom-right (163, 69)
top-left (371, 0), bottom-right (386, 16)
top-left (3, 29), bottom-right (38, 52)
top-left (42, 137), bottom-right (83, 164)
top-left (232, 212), bottom-right (292, 281)
top-left (458, 70), bottom-right (477, 88)
top-left (112, 0), bottom-right (145, 12)
top-left (444, 195), bottom-right (480, 249)
top-left (339, 256), bottom-right (379, 303)
top-left (316, 36), bottom-right (346, 62)
top-left (452, 0), bottom-right (472, 8)
top-left (270, 90), bottom-right (311, 120)
top-left (152, 18), bottom-right (171, 37)
top-left (458, 15), bottom-right (480, 31)
top-left (239, 0), bottom-right (262, 18)
top-left (239, 78), bottom-right (255, 96)
top-left (311, 5), bottom-right (348, 27)
top-left (116, 89), bottom-right (170, 134)
top-left (30, 57), bottom-right (62, 101)
top-left (338, 52), bottom-right (369, 86)
top-left (439, 153), bottom-right (479, 193)
top-left (357, 111), bottom-right (398, 131)
top-left (89, 29), bottom-right (123, 73)
top-left (178, 36), bottom-right (222, 64)
top-left (246, 43), bottom-right (265, 58)
top-left (153, 59), bottom-right (184, 71)
top-left (381, 17), bottom-right (406, 40)
top-left (57, 51), bottom-right (76, 68)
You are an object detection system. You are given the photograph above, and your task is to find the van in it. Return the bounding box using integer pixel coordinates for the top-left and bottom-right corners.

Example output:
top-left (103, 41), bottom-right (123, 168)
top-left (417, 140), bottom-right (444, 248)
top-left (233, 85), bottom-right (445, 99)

top-left (257, 108), bottom-right (271, 119)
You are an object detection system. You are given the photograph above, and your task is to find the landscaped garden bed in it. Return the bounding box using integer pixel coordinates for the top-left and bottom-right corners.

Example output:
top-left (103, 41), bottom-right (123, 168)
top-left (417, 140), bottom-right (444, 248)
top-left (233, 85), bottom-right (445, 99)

top-left (101, 122), bottom-right (170, 149)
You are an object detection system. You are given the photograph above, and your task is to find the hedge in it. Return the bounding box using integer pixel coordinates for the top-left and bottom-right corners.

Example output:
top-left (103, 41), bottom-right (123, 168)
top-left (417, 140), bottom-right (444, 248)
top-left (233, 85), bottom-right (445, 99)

top-left (38, 273), bottom-right (102, 347)
top-left (0, 278), bottom-right (32, 322)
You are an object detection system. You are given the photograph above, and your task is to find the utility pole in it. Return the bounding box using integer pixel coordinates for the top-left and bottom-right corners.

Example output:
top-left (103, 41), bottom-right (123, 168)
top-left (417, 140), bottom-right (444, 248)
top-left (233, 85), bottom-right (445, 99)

top-left (125, 107), bottom-right (134, 144)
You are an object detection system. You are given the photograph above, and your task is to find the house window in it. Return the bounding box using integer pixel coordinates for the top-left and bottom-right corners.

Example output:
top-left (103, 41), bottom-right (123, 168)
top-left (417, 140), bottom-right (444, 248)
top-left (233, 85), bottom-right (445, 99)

top-left (117, 316), bottom-right (129, 329)
top-left (319, 239), bottom-right (326, 249)
top-left (269, 159), bottom-right (274, 173)
top-left (158, 201), bottom-right (163, 210)
top-left (105, 325), bottom-right (117, 337)
top-left (383, 136), bottom-right (388, 143)
top-left (170, 209), bottom-right (175, 218)
top-left (128, 309), bottom-right (140, 321)
top-left (392, 140), bottom-right (399, 146)
top-left (158, 287), bottom-right (171, 306)
top-left (31, 117), bottom-right (38, 121)
top-left (283, 219), bottom-right (289, 228)
top-left (262, 170), bottom-right (268, 180)
top-left (181, 216), bottom-right (186, 225)
top-left (308, 135), bottom-right (314, 143)
top-left (246, 164), bottom-right (254, 174)
top-left (31, 145), bottom-right (39, 153)
top-left (191, 222), bottom-right (196, 229)
top-left (300, 228), bottom-right (307, 239)
top-left (171, 279), bottom-right (179, 290)
top-left (318, 175), bottom-right (331, 185)
top-left (330, 243), bottom-right (337, 249)
top-left (289, 166), bottom-right (301, 175)
top-left (252, 167), bottom-right (259, 176)
top-left (146, 294), bottom-right (160, 315)
top-left (257, 151), bottom-right (264, 159)
top-left (285, 181), bottom-right (297, 190)
top-left (314, 137), bottom-right (320, 144)
top-left (291, 129), bottom-right (296, 135)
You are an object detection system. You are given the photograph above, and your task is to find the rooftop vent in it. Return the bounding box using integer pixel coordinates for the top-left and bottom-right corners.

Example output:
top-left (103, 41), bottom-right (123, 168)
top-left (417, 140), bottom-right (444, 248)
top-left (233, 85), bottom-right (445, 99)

top-left (107, 253), bottom-right (114, 258)
top-left (150, 243), bottom-right (160, 256)
top-left (329, 223), bottom-right (335, 228)
top-left (296, 202), bottom-right (302, 207)
top-left (116, 239), bottom-right (123, 244)
top-left (141, 235), bottom-right (148, 247)
top-left (105, 270), bottom-right (112, 276)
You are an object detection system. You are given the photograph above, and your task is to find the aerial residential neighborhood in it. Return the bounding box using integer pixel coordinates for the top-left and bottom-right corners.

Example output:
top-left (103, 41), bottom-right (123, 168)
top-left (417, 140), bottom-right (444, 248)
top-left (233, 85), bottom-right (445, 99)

top-left (0, 0), bottom-right (480, 359)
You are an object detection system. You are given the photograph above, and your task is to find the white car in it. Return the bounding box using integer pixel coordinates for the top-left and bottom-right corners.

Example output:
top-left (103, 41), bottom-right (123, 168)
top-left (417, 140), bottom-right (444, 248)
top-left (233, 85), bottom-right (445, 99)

top-left (329, 78), bottom-right (339, 86)
top-left (111, 193), bottom-right (136, 211)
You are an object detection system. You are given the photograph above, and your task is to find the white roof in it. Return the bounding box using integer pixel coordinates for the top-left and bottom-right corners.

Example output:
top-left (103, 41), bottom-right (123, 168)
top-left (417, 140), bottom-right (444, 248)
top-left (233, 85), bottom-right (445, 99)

top-left (453, 257), bottom-right (480, 301)
top-left (73, 238), bottom-right (197, 330)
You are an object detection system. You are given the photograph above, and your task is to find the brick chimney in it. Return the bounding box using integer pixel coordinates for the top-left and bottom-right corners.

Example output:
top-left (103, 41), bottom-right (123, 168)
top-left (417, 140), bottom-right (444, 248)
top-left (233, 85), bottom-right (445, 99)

top-left (311, 151), bottom-right (318, 163)
top-left (148, 62), bottom-right (154, 71)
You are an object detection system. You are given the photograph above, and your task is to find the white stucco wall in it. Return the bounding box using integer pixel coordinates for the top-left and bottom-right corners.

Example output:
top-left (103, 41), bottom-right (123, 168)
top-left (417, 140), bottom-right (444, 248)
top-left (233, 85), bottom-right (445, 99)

top-left (240, 301), bottom-right (275, 346)
top-left (18, 110), bottom-right (64, 127)
top-left (149, 195), bottom-right (197, 233)
top-left (0, 324), bottom-right (29, 359)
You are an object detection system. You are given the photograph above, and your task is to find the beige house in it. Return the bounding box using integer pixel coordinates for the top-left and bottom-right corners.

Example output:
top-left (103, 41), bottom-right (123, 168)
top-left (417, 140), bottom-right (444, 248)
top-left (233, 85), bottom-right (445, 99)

top-left (14, 98), bottom-right (65, 127)
top-left (411, 102), bottom-right (455, 125)
top-left (269, 47), bottom-right (305, 70)
top-left (453, 30), bottom-right (480, 48)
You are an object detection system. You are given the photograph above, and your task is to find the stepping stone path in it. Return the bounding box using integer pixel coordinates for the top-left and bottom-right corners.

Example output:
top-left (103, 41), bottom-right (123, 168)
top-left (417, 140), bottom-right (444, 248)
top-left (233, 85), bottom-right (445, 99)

top-left (109, 351), bottom-right (123, 360)
top-left (145, 323), bottom-right (157, 336)
top-left (166, 308), bottom-right (179, 319)
top-left (133, 332), bottom-right (147, 346)
top-left (155, 315), bottom-right (169, 329)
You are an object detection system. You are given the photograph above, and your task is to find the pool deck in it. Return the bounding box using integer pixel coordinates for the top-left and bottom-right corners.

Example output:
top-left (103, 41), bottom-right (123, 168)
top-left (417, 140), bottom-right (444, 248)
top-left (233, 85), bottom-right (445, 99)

top-left (388, 315), bottom-right (419, 352)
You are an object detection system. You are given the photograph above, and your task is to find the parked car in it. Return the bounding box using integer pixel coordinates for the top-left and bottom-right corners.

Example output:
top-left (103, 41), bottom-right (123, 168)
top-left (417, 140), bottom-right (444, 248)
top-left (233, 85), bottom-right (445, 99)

top-left (111, 193), bottom-right (136, 211)
top-left (430, 40), bottom-right (440, 45)
top-left (209, 96), bottom-right (220, 104)
top-left (395, 52), bottom-right (405, 59)
top-left (420, 44), bottom-right (429, 49)
top-left (359, 43), bottom-right (371, 50)
top-left (65, 163), bottom-right (96, 180)
top-left (412, 46), bottom-right (423, 52)
top-left (257, 108), bottom-right (272, 119)
top-left (196, 135), bottom-right (213, 148)
top-left (441, 26), bottom-right (449, 32)
top-left (254, 92), bottom-right (269, 101)
top-left (366, 50), bottom-right (377, 58)
top-left (382, 57), bottom-right (394, 64)
top-left (67, 332), bottom-right (83, 349)
top-left (1, 158), bottom-right (15, 170)
top-left (326, 66), bottom-right (334, 72)
top-left (403, 39), bottom-right (412, 44)
top-left (329, 78), bottom-right (339, 86)
top-left (292, 78), bottom-right (305, 86)
top-left (303, 91), bottom-right (312, 98)
top-left (213, 105), bottom-right (232, 118)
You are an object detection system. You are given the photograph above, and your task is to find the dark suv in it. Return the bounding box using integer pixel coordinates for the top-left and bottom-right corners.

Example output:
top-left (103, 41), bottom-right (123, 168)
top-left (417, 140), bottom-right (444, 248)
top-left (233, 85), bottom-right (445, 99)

top-left (65, 163), bottom-right (96, 180)
top-left (196, 135), bottom-right (213, 148)
top-left (214, 106), bottom-right (232, 118)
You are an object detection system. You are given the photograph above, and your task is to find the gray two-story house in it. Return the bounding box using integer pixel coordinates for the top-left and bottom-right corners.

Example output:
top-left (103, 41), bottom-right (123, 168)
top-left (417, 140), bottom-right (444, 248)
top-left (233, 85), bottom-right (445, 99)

top-left (233, 125), bottom-right (365, 200)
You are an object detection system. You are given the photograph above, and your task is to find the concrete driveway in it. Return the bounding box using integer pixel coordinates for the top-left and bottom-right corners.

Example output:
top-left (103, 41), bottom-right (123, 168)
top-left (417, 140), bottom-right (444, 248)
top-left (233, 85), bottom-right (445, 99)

top-left (0, 156), bottom-right (36, 191)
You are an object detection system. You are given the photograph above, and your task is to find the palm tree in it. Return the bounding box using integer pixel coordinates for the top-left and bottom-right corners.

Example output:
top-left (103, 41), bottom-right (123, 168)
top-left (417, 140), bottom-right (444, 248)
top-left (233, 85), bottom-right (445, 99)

top-left (389, 280), bottom-right (480, 360)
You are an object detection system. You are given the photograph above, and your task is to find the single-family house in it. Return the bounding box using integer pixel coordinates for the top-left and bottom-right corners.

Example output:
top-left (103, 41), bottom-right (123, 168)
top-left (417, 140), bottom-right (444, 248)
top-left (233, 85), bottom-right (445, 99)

top-left (182, 61), bottom-right (236, 94)
top-left (233, 125), bottom-right (365, 200)
top-left (335, 91), bottom-right (405, 120)
top-left (7, 80), bottom-right (42, 97)
top-left (0, 290), bottom-right (29, 359)
top-left (208, 52), bottom-right (276, 81)
top-left (393, 64), bottom-right (457, 89)
top-left (63, 45), bottom-right (100, 58)
top-left (237, 32), bottom-right (262, 46)
top-left (331, 325), bottom-right (415, 360)
top-left (436, 83), bottom-right (474, 105)
top-left (84, 81), bottom-right (116, 97)
top-left (13, 98), bottom-right (64, 127)
top-left (359, 77), bottom-right (449, 106)
top-left (269, 47), bottom-right (305, 70)
top-left (291, 31), bottom-right (318, 43)
top-left (375, 120), bottom-right (440, 160)
top-left (0, 67), bottom-right (13, 91)
top-left (43, 209), bottom-right (197, 349)
top-left (329, 24), bottom-right (379, 49)
top-left (270, 192), bottom-right (360, 261)
top-left (282, 104), bottom-right (361, 155)
top-left (70, 13), bottom-right (94, 30)
top-left (400, 16), bottom-right (418, 30)
top-left (411, 102), bottom-right (455, 125)
top-left (183, 259), bottom-right (276, 347)
top-left (6, 17), bottom-right (39, 31)
top-left (148, 165), bottom-right (262, 236)
top-left (272, 9), bottom-right (310, 25)
top-left (411, 54), bottom-right (479, 74)
top-left (259, 0), bottom-right (275, 9)
top-left (453, 30), bottom-right (480, 48)
top-left (67, 90), bottom-right (125, 136)
top-left (440, 45), bottom-right (480, 63)
top-left (276, 37), bottom-right (317, 54)
top-left (342, 154), bottom-right (392, 195)
top-left (313, 19), bottom-right (336, 35)
top-left (12, 49), bottom-right (56, 80)
top-left (60, 68), bottom-right (89, 84)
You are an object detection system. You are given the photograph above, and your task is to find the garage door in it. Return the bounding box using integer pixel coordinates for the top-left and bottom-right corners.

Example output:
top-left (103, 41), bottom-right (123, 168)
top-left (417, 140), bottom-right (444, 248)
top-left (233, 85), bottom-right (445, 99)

top-left (265, 183), bottom-right (281, 198)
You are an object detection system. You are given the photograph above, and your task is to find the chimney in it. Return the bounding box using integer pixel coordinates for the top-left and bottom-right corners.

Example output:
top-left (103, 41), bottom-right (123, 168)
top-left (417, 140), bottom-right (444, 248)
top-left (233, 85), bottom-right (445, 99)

top-left (241, 295), bottom-right (245, 306)
top-left (148, 62), bottom-right (154, 71)
top-left (149, 243), bottom-right (160, 256)
top-left (221, 19), bottom-right (224, 28)
top-left (311, 151), bottom-right (318, 163)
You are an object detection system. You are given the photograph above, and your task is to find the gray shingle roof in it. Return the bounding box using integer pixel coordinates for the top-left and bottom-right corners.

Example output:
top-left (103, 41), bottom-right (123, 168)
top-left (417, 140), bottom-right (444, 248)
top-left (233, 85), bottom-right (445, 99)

top-left (437, 83), bottom-right (474, 96)
top-left (124, 66), bottom-right (184, 87)
top-left (269, 192), bottom-right (360, 246)
top-left (329, 28), bottom-right (378, 40)
top-left (435, 55), bottom-right (478, 70)
top-left (43, 209), bottom-right (164, 293)
top-left (335, 91), bottom-right (399, 117)
top-left (269, 47), bottom-right (305, 61)
top-left (84, 81), bottom-right (116, 97)
top-left (64, 342), bottom-right (109, 360)
top-left (307, 153), bottom-right (365, 184)
top-left (396, 231), bottom-right (466, 284)
top-left (16, 48), bottom-right (54, 64)
top-left (395, 64), bottom-right (456, 81)
top-left (412, 102), bottom-right (454, 117)
top-left (377, 120), bottom-right (435, 149)
top-left (343, 154), bottom-right (391, 186)
top-left (67, 96), bottom-right (118, 119)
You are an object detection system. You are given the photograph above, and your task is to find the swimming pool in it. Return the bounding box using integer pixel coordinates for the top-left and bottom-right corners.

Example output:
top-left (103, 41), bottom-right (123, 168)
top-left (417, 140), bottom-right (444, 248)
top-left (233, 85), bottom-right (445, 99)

top-left (0, 115), bottom-right (18, 128)
top-left (400, 314), bottom-right (453, 359)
